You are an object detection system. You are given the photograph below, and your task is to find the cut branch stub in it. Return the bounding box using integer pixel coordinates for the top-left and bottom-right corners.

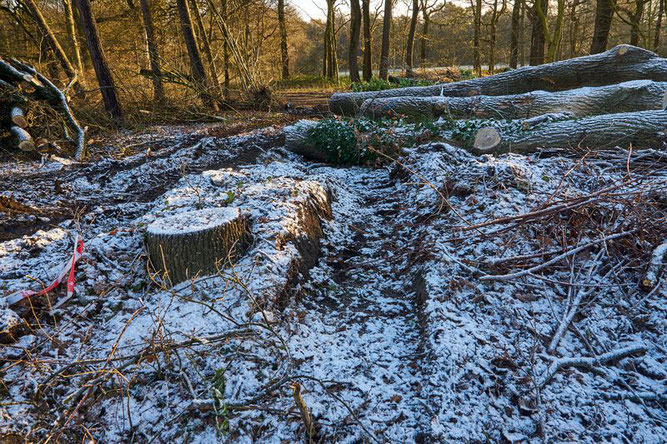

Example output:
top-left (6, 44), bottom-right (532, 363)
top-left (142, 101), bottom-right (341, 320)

top-left (473, 127), bottom-right (502, 152)
top-left (145, 207), bottom-right (251, 285)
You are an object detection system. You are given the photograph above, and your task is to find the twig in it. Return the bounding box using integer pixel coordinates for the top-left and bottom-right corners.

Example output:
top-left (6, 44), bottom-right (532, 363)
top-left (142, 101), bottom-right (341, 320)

top-left (481, 230), bottom-right (636, 282)
top-left (539, 343), bottom-right (647, 388)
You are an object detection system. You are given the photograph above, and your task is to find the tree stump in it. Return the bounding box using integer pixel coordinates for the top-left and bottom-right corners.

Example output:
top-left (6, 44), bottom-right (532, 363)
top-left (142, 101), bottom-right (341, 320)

top-left (145, 207), bottom-right (251, 285)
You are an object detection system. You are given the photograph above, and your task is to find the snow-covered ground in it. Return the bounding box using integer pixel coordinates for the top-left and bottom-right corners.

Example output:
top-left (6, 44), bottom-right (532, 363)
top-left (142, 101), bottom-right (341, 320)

top-left (0, 122), bottom-right (665, 442)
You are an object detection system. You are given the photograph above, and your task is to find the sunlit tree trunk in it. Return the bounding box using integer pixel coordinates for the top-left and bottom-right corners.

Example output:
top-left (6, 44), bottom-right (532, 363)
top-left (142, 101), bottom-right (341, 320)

top-left (630, 0), bottom-right (647, 46)
top-left (74, 0), bottom-right (122, 118)
top-left (278, 0), bottom-right (289, 79)
top-left (190, 0), bottom-right (221, 93)
top-left (220, 0), bottom-right (230, 97)
top-left (472, 0), bottom-right (482, 75)
top-left (138, 0), bottom-right (164, 102)
top-left (176, 0), bottom-right (217, 109)
top-left (420, 2), bottom-right (429, 67)
top-left (63, 0), bottom-right (85, 84)
top-left (323, 0), bottom-right (338, 80)
top-left (379, 0), bottom-right (392, 80)
top-left (24, 0), bottom-right (81, 91)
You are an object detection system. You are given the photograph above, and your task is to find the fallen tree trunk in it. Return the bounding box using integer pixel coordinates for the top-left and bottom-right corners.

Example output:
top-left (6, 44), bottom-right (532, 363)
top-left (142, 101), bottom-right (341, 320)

top-left (331, 45), bottom-right (667, 115)
top-left (361, 80), bottom-right (667, 120)
top-left (284, 120), bottom-right (330, 162)
top-left (145, 207), bottom-right (251, 285)
top-left (471, 110), bottom-right (667, 154)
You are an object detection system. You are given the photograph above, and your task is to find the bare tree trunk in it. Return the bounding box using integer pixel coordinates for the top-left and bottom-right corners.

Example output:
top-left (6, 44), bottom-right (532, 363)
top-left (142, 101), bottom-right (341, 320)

top-left (63, 0), bottom-right (85, 84)
top-left (630, 0), bottom-right (646, 47)
top-left (420, 4), bottom-right (429, 67)
top-left (138, 0), bottom-right (164, 102)
top-left (591, 0), bottom-right (614, 53)
top-left (473, 0), bottom-right (482, 75)
top-left (655, 0), bottom-right (665, 50)
top-left (176, 0), bottom-right (216, 109)
top-left (278, 0), bottom-right (289, 79)
top-left (221, 0), bottom-right (230, 97)
top-left (190, 0), bottom-right (221, 93)
top-left (510, 0), bottom-right (522, 68)
top-left (24, 0), bottom-right (81, 92)
top-left (323, 0), bottom-right (338, 80)
top-left (405, 0), bottom-right (419, 76)
top-left (529, 0), bottom-right (548, 65)
top-left (362, 0), bottom-right (372, 81)
top-left (74, 0), bottom-right (122, 118)
top-left (349, 0), bottom-right (361, 82)
top-left (379, 0), bottom-right (392, 80)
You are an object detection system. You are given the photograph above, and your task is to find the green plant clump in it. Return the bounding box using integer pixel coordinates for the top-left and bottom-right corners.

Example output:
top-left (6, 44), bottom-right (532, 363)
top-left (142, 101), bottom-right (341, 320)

top-left (305, 118), bottom-right (403, 165)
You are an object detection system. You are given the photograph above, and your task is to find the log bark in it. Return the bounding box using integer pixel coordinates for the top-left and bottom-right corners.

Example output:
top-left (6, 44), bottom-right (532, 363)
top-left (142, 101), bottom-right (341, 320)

top-left (145, 207), bottom-right (251, 285)
top-left (360, 80), bottom-right (667, 120)
top-left (470, 110), bottom-right (667, 154)
top-left (330, 45), bottom-right (667, 115)
top-left (10, 126), bottom-right (35, 151)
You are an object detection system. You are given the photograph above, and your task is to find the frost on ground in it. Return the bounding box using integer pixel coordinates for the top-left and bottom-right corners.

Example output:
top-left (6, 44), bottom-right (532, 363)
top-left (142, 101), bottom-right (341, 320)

top-left (0, 121), bottom-right (665, 443)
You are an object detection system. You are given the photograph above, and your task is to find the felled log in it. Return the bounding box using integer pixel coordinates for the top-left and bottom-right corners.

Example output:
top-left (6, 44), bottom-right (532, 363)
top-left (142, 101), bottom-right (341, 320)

top-left (10, 126), bottom-right (35, 151)
top-left (331, 45), bottom-right (667, 115)
top-left (471, 110), bottom-right (667, 154)
top-left (361, 80), bottom-right (667, 120)
top-left (284, 120), bottom-right (330, 162)
top-left (145, 207), bottom-right (251, 285)
top-left (10, 106), bottom-right (28, 128)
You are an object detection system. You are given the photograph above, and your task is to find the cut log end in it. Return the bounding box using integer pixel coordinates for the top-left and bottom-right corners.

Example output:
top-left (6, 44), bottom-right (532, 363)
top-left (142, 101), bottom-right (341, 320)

top-left (145, 207), bottom-right (251, 285)
top-left (473, 127), bottom-right (503, 152)
top-left (10, 126), bottom-right (35, 151)
top-left (10, 107), bottom-right (28, 128)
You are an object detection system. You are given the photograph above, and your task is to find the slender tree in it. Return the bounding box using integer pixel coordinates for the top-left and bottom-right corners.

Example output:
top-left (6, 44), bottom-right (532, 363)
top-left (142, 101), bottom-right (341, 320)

top-left (176, 0), bottom-right (217, 109)
top-left (629, 0), bottom-right (648, 46)
top-left (278, 0), bottom-right (289, 79)
top-left (323, 0), bottom-right (338, 80)
top-left (379, 0), bottom-right (392, 80)
top-left (362, 0), bottom-right (372, 81)
top-left (529, 0), bottom-right (548, 65)
top-left (189, 0), bottom-right (221, 92)
top-left (138, 0), bottom-right (164, 102)
top-left (655, 0), bottom-right (665, 50)
top-left (63, 0), bottom-right (84, 84)
top-left (420, 0), bottom-right (446, 68)
top-left (349, 0), bottom-right (361, 82)
top-left (487, 0), bottom-right (507, 74)
top-left (472, 0), bottom-right (482, 74)
top-left (24, 0), bottom-right (81, 90)
top-left (74, 0), bottom-right (122, 118)
top-left (405, 0), bottom-right (419, 76)
top-left (510, 0), bottom-right (522, 68)
top-left (591, 0), bottom-right (614, 53)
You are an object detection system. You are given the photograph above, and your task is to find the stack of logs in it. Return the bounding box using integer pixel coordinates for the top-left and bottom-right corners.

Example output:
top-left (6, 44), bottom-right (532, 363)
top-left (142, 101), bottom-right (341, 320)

top-left (323, 44), bottom-right (667, 155)
top-left (0, 57), bottom-right (85, 158)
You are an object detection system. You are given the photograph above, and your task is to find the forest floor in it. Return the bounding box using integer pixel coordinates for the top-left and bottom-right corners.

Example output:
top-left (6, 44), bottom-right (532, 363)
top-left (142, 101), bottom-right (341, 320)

top-left (0, 114), bottom-right (666, 443)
